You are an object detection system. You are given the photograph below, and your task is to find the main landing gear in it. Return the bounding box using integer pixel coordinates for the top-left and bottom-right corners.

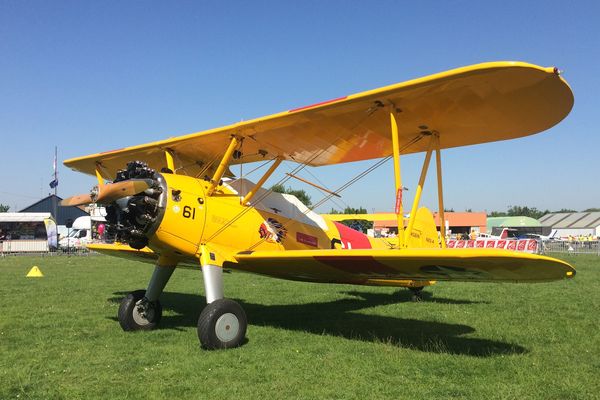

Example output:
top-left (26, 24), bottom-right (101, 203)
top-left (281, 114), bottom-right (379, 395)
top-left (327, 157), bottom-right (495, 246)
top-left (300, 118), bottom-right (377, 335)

top-left (117, 262), bottom-right (247, 350)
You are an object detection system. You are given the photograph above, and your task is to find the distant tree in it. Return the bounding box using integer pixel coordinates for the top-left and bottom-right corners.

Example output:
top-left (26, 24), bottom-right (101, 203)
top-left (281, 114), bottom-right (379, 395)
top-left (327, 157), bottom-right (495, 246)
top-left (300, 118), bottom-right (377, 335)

top-left (444, 208), bottom-right (455, 212)
top-left (488, 206), bottom-right (549, 220)
top-left (329, 206), bottom-right (373, 233)
top-left (270, 184), bottom-right (312, 207)
top-left (583, 208), bottom-right (600, 212)
top-left (552, 208), bottom-right (577, 213)
top-left (465, 208), bottom-right (472, 213)
top-left (270, 183), bottom-right (286, 194)
top-left (0, 204), bottom-right (9, 212)
top-left (506, 205), bottom-right (548, 220)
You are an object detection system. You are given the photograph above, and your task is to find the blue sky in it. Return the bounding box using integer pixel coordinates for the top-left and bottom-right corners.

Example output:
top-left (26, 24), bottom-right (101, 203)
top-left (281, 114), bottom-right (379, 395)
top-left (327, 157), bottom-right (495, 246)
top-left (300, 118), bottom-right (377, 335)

top-left (1, 1), bottom-right (598, 213)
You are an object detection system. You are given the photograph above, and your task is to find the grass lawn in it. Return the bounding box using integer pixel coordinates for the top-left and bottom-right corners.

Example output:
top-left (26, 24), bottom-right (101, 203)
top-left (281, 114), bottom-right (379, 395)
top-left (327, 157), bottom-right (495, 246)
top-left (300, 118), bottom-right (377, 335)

top-left (1, 253), bottom-right (598, 399)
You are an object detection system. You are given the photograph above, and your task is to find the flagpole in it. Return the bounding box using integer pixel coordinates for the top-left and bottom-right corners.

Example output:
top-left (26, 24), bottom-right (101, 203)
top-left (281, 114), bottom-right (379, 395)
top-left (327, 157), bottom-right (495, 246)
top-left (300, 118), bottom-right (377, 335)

top-left (54, 146), bottom-right (58, 197)
top-left (53, 146), bottom-right (58, 223)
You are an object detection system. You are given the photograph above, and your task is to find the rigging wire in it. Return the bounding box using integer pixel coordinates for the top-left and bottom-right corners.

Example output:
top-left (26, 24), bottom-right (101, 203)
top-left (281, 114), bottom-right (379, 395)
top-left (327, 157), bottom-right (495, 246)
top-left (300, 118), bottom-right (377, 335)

top-left (245, 134), bottom-right (424, 250)
top-left (203, 109), bottom-right (377, 243)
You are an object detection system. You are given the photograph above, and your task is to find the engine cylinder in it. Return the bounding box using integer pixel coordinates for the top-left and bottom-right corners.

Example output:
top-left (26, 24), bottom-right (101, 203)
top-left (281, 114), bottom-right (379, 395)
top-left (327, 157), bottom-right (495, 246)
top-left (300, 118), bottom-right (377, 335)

top-left (104, 161), bottom-right (167, 249)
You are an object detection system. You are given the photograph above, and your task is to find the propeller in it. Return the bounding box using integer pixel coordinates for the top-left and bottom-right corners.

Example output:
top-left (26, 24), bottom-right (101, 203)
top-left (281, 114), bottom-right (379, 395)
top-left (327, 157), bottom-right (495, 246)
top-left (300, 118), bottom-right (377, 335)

top-left (61, 179), bottom-right (153, 207)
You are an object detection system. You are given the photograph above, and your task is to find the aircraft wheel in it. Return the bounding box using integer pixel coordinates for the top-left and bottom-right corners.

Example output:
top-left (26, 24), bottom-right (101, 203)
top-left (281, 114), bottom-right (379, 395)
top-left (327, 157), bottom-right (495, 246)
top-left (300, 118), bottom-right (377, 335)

top-left (118, 289), bottom-right (162, 331)
top-left (197, 299), bottom-right (247, 350)
top-left (410, 287), bottom-right (424, 302)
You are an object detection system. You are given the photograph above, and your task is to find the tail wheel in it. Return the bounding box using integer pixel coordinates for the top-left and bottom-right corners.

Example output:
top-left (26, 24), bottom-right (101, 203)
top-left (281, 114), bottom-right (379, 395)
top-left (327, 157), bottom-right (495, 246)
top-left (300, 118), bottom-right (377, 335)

top-left (410, 286), bottom-right (425, 302)
top-left (118, 289), bottom-right (162, 331)
top-left (197, 299), bottom-right (247, 350)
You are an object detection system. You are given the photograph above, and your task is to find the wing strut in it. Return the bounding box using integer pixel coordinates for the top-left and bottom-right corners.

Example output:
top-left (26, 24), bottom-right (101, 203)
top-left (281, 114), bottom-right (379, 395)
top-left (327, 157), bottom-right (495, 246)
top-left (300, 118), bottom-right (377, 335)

top-left (389, 111), bottom-right (405, 248)
top-left (164, 149), bottom-right (176, 173)
top-left (435, 135), bottom-right (447, 248)
top-left (208, 135), bottom-right (241, 196)
top-left (94, 163), bottom-right (105, 187)
top-left (241, 157), bottom-right (282, 205)
top-left (404, 134), bottom-right (435, 243)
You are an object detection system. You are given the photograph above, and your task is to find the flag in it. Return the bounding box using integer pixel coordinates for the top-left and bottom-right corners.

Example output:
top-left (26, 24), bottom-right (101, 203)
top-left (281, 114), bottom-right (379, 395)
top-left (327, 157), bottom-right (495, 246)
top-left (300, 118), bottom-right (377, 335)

top-left (49, 147), bottom-right (58, 189)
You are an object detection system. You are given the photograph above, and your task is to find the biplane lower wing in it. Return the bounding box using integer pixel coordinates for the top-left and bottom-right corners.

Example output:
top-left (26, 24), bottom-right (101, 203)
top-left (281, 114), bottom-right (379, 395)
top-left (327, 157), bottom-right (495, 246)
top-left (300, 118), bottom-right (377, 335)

top-left (87, 243), bottom-right (159, 264)
top-left (231, 249), bottom-right (575, 284)
top-left (87, 243), bottom-right (203, 269)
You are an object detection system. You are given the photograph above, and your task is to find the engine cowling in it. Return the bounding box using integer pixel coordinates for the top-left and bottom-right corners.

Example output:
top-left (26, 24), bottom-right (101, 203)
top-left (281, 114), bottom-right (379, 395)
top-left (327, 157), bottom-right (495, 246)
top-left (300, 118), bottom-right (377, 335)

top-left (104, 161), bottom-right (167, 249)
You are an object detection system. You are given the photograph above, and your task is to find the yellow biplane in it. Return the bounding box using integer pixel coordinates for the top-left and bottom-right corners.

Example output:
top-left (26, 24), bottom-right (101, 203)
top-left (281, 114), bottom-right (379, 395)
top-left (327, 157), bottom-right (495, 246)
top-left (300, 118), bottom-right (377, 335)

top-left (63, 61), bottom-right (575, 349)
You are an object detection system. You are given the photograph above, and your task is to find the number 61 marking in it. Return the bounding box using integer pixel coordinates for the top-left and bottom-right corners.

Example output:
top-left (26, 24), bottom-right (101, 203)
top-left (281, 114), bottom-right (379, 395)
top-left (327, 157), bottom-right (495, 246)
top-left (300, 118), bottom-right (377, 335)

top-left (183, 206), bottom-right (196, 219)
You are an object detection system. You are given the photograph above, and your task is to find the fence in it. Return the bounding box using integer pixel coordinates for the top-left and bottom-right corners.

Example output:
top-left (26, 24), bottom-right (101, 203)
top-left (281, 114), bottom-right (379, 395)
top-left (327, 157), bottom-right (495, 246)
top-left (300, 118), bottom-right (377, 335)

top-left (0, 240), bottom-right (94, 257)
top-left (541, 240), bottom-right (600, 256)
top-left (2, 239), bottom-right (599, 256)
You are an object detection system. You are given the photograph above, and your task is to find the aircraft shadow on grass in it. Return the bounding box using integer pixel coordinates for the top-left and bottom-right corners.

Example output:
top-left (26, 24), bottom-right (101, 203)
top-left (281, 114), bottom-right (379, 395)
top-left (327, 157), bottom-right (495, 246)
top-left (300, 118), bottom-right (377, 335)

top-left (107, 289), bottom-right (524, 357)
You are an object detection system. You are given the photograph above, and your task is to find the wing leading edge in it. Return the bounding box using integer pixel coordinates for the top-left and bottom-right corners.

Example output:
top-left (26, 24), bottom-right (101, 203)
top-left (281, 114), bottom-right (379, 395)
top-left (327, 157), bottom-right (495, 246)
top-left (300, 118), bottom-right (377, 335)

top-left (230, 248), bottom-right (575, 285)
top-left (65, 61), bottom-right (573, 179)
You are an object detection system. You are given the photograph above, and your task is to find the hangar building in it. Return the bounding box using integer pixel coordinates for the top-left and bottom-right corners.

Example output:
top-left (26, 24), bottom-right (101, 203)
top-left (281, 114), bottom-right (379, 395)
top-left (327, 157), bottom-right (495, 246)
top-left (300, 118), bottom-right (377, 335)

top-left (372, 211), bottom-right (487, 237)
top-left (487, 216), bottom-right (548, 236)
top-left (538, 212), bottom-right (600, 238)
top-left (20, 194), bottom-right (88, 225)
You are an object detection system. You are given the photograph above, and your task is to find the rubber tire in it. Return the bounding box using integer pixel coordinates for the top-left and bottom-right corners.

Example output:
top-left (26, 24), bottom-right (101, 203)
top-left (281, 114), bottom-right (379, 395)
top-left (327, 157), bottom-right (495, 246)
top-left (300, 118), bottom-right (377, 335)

top-left (410, 287), bottom-right (425, 302)
top-left (118, 289), bottom-right (162, 331)
top-left (197, 299), bottom-right (247, 350)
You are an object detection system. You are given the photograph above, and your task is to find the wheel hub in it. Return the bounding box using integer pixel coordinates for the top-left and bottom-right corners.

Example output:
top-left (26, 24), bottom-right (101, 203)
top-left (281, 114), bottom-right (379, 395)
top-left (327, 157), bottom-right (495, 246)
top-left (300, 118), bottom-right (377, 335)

top-left (215, 313), bottom-right (239, 342)
top-left (133, 299), bottom-right (155, 326)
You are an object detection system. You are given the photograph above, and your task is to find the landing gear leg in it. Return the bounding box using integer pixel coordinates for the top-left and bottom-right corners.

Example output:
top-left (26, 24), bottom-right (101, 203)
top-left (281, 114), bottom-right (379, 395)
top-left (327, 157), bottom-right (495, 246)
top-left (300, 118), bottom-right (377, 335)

top-left (118, 263), bottom-right (175, 331)
top-left (410, 286), bottom-right (425, 302)
top-left (197, 264), bottom-right (247, 349)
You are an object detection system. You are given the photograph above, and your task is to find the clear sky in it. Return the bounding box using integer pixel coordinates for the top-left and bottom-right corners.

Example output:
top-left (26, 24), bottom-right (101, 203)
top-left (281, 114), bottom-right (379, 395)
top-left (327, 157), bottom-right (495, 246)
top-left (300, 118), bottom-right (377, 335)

top-left (1, 1), bottom-right (598, 214)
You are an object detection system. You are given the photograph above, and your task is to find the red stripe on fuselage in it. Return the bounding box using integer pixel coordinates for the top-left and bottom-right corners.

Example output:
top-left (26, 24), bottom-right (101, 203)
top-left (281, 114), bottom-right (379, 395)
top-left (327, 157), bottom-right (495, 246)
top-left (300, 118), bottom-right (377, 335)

top-left (333, 222), bottom-right (372, 249)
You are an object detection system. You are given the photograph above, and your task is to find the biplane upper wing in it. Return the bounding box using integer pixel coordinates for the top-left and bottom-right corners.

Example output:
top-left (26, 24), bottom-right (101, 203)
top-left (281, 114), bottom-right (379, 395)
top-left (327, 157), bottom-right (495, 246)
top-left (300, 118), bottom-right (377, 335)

top-left (230, 248), bottom-right (575, 284)
top-left (64, 61), bottom-right (573, 179)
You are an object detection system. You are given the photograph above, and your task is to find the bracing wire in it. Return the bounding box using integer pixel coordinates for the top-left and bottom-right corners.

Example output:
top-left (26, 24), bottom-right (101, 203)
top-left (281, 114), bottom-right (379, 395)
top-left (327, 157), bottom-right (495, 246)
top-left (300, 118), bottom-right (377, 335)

top-left (245, 134), bottom-right (424, 250)
top-left (203, 110), bottom-right (377, 243)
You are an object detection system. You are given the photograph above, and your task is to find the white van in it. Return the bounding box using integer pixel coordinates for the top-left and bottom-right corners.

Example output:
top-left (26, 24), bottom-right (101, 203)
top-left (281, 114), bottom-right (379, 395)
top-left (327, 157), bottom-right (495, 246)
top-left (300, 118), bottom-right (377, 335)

top-left (59, 215), bottom-right (106, 249)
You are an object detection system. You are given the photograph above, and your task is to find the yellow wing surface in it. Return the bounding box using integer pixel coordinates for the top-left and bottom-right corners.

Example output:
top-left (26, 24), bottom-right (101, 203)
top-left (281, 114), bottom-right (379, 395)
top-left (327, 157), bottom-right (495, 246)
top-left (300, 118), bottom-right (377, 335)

top-left (64, 61), bottom-right (573, 179)
top-left (87, 243), bottom-right (158, 264)
top-left (87, 243), bottom-right (203, 269)
top-left (231, 249), bottom-right (575, 284)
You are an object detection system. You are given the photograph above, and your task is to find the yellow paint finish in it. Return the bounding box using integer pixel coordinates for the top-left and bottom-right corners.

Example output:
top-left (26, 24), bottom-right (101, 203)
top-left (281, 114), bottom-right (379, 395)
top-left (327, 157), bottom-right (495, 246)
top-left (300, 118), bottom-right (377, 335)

top-left (207, 136), bottom-right (240, 195)
top-left (405, 207), bottom-right (440, 249)
top-left (365, 279), bottom-right (435, 288)
top-left (149, 174), bottom-right (206, 258)
top-left (435, 142), bottom-right (446, 248)
top-left (404, 140), bottom-right (434, 244)
top-left (63, 62), bottom-right (573, 178)
top-left (165, 149), bottom-right (175, 172)
top-left (94, 167), bottom-right (104, 187)
top-left (87, 242), bottom-right (200, 269)
top-left (232, 248), bottom-right (576, 284)
top-left (241, 158), bottom-right (282, 205)
top-left (390, 111), bottom-right (405, 247)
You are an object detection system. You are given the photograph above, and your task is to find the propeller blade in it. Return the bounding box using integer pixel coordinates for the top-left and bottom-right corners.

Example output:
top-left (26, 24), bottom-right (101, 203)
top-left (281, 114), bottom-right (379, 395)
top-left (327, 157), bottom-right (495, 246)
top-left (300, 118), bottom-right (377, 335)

top-left (60, 194), bottom-right (93, 207)
top-left (96, 179), bottom-right (153, 203)
top-left (60, 179), bottom-right (153, 207)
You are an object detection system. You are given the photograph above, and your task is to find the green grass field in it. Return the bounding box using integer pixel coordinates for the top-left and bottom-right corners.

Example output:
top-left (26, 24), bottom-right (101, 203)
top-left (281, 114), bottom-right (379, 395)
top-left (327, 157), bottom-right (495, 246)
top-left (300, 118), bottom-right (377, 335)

top-left (1, 254), bottom-right (598, 399)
